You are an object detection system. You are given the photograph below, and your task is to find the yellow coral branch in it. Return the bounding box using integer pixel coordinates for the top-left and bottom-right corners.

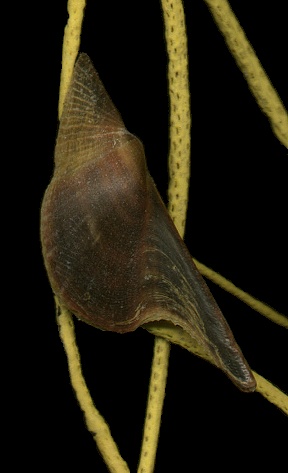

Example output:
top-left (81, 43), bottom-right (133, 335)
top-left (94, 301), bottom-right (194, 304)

top-left (56, 299), bottom-right (130, 473)
top-left (137, 338), bottom-right (171, 473)
top-left (58, 0), bottom-right (86, 119)
top-left (138, 1), bottom-right (191, 471)
top-left (193, 258), bottom-right (288, 329)
top-left (254, 372), bottom-right (288, 415)
top-left (161, 0), bottom-right (191, 236)
top-left (203, 0), bottom-right (288, 148)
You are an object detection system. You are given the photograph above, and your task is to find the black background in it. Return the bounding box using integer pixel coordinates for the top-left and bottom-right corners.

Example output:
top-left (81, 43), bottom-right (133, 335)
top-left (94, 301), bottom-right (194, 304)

top-left (21, 0), bottom-right (288, 471)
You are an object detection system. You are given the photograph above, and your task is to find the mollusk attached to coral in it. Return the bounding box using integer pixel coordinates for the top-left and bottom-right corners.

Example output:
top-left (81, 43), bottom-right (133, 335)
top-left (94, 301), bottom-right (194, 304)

top-left (40, 53), bottom-right (256, 392)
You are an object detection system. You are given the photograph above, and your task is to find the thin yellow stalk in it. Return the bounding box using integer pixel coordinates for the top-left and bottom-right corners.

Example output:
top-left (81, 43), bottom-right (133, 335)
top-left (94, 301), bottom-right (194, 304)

top-left (58, 0), bottom-right (86, 119)
top-left (163, 1), bottom-right (191, 235)
top-left (137, 339), bottom-right (171, 473)
top-left (138, 0), bottom-right (191, 471)
top-left (203, 0), bottom-right (288, 148)
top-left (56, 300), bottom-right (130, 473)
top-left (254, 372), bottom-right (288, 415)
top-left (194, 258), bottom-right (288, 329)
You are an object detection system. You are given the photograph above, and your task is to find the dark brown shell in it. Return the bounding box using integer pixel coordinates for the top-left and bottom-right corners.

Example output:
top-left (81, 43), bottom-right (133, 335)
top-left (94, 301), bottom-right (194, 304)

top-left (40, 53), bottom-right (256, 392)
